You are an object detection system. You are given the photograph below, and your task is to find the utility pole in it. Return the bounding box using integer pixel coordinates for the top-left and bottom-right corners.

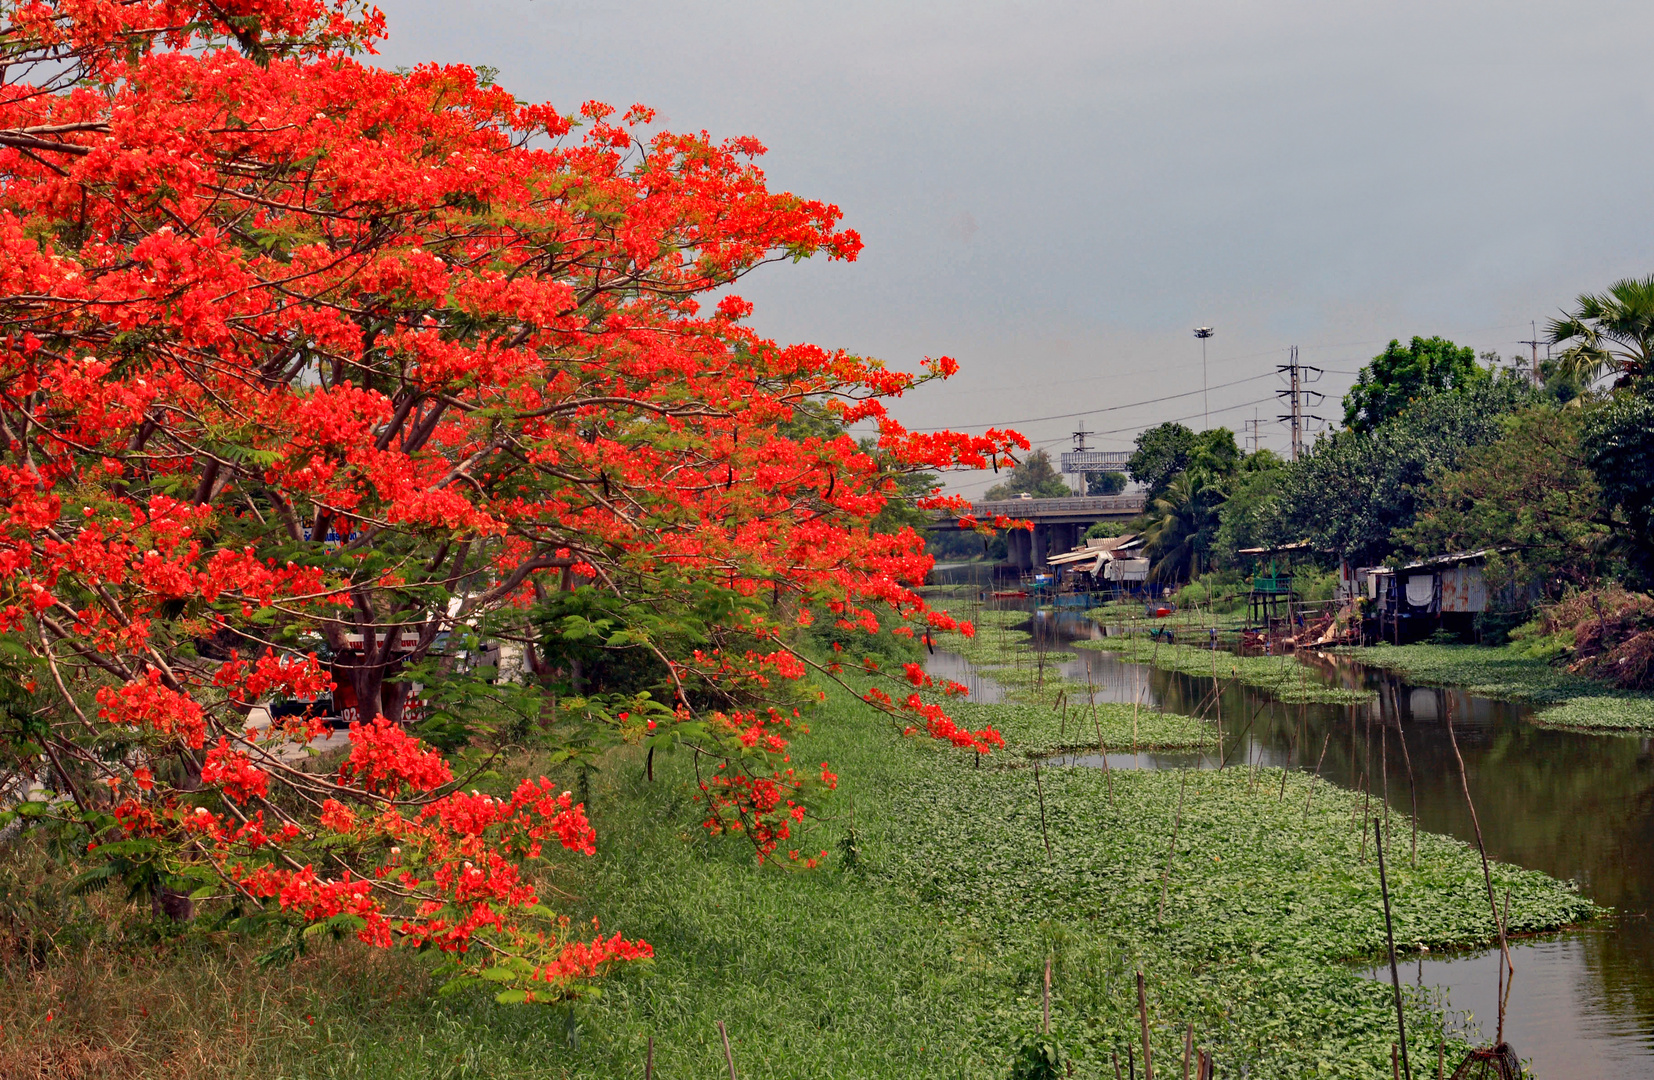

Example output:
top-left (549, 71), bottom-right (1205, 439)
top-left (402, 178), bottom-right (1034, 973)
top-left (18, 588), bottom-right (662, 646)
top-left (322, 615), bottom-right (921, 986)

top-left (1243, 412), bottom-right (1263, 456)
top-left (1276, 346), bottom-right (1325, 461)
top-left (1518, 320), bottom-right (1544, 388)
top-left (1288, 350), bottom-right (1301, 460)
top-left (1194, 327), bottom-right (1214, 429)
top-left (1070, 424), bottom-right (1092, 494)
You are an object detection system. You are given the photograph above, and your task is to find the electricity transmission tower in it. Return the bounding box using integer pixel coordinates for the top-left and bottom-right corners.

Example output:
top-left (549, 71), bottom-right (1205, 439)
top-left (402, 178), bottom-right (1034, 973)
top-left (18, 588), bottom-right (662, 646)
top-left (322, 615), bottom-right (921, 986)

top-left (1276, 347), bottom-right (1325, 461)
top-left (1518, 320), bottom-right (1545, 387)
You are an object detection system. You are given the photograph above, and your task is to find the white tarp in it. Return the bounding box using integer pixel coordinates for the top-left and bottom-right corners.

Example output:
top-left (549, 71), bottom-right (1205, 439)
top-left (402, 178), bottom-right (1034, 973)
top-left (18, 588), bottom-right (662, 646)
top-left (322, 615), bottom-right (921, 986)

top-left (1405, 574), bottom-right (1435, 607)
top-left (1106, 558), bottom-right (1150, 582)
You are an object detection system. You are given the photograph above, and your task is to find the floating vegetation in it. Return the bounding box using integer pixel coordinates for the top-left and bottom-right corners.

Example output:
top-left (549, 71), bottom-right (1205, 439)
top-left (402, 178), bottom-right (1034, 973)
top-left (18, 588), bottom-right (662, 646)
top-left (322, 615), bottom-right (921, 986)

top-left (891, 753), bottom-right (1598, 1077)
top-left (1345, 643), bottom-right (1654, 733)
top-left (1077, 636), bottom-right (1377, 705)
top-left (950, 700), bottom-right (1213, 755)
top-left (928, 606), bottom-right (1212, 751)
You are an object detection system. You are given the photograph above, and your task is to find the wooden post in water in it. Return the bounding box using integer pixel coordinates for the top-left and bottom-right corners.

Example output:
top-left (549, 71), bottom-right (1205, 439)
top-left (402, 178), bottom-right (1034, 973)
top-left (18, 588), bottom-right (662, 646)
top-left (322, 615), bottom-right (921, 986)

top-left (1137, 971), bottom-right (1155, 1080)
top-left (1443, 694), bottom-right (1513, 1047)
top-left (1034, 764), bottom-right (1052, 857)
top-left (1304, 730), bottom-right (1331, 815)
top-left (1375, 819), bottom-right (1412, 1080)
top-left (1389, 681), bottom-right (1419, 866)
top-left (1381, 707), bottom-right (1390, 852)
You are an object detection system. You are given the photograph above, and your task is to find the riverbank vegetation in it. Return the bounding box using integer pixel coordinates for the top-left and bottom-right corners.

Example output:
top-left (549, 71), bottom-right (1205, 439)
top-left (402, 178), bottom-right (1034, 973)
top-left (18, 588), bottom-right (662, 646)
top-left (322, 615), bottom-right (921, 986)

top-left (3, 678), bottom-right (1599, 1079)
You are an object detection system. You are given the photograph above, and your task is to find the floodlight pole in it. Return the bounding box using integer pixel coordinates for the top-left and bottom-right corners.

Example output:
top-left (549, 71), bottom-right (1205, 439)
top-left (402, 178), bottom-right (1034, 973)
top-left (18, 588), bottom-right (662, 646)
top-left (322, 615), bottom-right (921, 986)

top-left (1193, 327), bottom-right (1214, 430)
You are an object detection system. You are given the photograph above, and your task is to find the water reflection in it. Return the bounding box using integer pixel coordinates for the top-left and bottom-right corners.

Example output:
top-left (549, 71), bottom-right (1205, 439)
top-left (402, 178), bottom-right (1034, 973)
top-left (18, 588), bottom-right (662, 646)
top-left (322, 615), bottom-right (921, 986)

top-left (921, 648), bottom-right (1009, 704)
top-left (1358, 932), bottom-right (1654, 1078)
top-left (945, 603), bottom-right (1654, 1076)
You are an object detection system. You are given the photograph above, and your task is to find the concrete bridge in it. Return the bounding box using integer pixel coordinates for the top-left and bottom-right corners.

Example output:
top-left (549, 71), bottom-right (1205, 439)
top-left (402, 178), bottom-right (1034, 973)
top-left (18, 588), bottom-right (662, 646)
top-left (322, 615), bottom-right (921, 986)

top-left (933, 493), bottom-right (1148, 572)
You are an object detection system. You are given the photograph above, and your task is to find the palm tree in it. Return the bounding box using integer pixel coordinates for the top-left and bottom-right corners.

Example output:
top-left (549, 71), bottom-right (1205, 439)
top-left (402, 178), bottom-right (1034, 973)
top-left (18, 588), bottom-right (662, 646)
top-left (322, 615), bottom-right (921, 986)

top-left (1547, 274), bottom-right (1654, 386)
top-left (1142, 470), bottom-right (1224, 582)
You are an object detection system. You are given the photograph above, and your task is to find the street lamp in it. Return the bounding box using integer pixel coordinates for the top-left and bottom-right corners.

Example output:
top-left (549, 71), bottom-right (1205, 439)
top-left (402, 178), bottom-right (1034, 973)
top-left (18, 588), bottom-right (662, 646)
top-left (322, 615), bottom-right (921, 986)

top-left (1193, 327), bottom-right (1214, 429)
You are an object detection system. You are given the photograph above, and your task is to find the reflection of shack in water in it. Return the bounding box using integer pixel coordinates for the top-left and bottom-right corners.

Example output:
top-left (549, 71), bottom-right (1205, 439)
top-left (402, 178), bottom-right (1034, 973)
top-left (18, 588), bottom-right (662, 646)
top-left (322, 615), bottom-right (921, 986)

top-left (1359, 550), bottom-right (1539, 645)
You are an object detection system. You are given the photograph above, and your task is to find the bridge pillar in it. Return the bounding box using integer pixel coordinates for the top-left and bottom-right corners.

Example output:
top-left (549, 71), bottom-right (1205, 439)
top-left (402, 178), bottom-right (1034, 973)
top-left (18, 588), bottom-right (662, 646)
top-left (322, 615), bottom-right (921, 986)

top-left (1014, 529), bottom-right (1033, 572)
top-left (1032, 523), bottom-right (1049, 569)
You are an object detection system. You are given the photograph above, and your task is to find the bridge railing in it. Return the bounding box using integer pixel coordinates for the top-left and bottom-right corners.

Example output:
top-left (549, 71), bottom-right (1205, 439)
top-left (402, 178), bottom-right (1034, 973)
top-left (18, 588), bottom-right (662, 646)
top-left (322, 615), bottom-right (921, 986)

top-left (970, 494), bottom-right (1146, 517)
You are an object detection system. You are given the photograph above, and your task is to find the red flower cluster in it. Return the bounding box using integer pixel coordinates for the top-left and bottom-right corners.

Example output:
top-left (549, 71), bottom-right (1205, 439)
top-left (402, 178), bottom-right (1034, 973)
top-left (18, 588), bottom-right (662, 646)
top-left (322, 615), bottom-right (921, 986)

top-left (338, 717), bottom-right (454, 795)
top-left (200, 739), bottom-right (270, 804)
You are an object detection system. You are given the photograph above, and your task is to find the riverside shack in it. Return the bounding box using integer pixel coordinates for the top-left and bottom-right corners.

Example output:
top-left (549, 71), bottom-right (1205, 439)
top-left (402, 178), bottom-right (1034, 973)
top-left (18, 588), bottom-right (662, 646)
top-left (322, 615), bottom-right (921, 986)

top-left (1361, 549), bottom-right (1517, 644)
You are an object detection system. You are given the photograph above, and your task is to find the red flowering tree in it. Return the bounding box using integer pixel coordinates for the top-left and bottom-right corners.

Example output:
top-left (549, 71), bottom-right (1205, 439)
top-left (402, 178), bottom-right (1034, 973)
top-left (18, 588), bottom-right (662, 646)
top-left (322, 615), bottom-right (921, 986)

top-left (0, 0), bottom-right (1026, 999)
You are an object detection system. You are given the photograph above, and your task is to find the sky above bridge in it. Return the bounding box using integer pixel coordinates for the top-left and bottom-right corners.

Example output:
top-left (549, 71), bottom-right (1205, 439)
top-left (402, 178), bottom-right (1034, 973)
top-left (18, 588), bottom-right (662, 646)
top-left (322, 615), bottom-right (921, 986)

top-left (376, 0), bottom-right (1654, 496)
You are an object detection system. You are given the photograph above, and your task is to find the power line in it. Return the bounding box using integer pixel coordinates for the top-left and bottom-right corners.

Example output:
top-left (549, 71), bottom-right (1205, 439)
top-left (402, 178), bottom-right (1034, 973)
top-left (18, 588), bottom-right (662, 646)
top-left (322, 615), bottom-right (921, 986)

top-left (1063, 394), bottom-right (1280, 438)
top-left (903, 370), bottom-right (1277, 432)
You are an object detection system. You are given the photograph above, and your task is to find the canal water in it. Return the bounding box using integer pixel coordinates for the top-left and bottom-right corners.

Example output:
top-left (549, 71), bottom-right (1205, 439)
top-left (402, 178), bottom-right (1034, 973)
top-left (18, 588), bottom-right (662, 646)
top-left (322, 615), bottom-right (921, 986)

top-left (927, 606), bottom-right (1654, 1078)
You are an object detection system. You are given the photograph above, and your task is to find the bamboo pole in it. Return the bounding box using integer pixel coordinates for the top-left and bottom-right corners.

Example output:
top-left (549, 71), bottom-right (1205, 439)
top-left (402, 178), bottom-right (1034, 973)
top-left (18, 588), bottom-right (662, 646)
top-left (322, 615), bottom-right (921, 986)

top-left (1390, 681), bottom-right (1419, 866)
top-left (1443, 694), bottom-right (1512, 1046)
top-left (1381, 705), bottom-right (1390, 852)
top-left (1034, 764), bottom-right (1052, 858)
top-left (1375, 819), bottom-right (1412, 1080)
top-left (718, 1021), bottom-right (737, 1080)
top-left (1043, 953), bottom-right (1052, 1035)
top-left (1304, 731), bottom-right (1332, 816)
top-left (1137, 971), bottom-right (1154, 1080)
top-left (646, 1035), bottom-right (654, 1080)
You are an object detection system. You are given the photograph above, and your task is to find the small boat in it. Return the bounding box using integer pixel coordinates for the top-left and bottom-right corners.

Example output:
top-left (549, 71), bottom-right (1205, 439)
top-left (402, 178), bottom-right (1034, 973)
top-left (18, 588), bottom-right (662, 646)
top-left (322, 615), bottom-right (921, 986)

top-left (991, 590), bottom-right (1028, 598)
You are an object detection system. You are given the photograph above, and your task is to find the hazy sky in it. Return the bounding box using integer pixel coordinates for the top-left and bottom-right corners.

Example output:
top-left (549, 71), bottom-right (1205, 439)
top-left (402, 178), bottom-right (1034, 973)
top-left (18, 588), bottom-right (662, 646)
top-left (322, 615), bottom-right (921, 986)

top-left (378, 0), bottom-right (1654, 496)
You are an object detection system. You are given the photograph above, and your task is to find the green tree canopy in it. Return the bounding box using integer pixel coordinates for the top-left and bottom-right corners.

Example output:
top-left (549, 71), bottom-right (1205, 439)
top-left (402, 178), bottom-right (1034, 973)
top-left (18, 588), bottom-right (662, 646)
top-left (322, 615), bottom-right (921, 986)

top-left (984, 448), bottom-right (1071, 499)
top-left (1548, 274), bottom-right (1654, 386)
top-left (1126, 422), bottom-right (1196, 498)
top-left (1127, 424), bottom-right (1239, 501)
top-left (1143, 470), bottom-right (1227, 580)
top-left (1400, 405), bottom-right (1607, 597)
top-left (1086, 470), bottom-right (1128, 495)
top-left (1342, 335), bottom-right (1488, 433)
top-left (1213, 450), bottom-right (1287, 566)
top-left (1582, 389), bottom-right (1654, 588)
top-left (1278, 378), bottom-right (1530, 565)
